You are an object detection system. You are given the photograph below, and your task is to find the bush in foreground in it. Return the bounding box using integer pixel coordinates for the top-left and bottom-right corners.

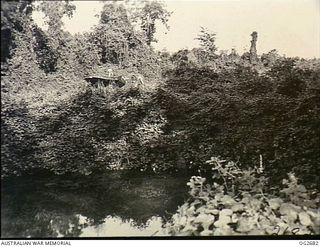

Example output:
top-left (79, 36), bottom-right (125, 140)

top-left (164, 157), bottom-right (320, 236)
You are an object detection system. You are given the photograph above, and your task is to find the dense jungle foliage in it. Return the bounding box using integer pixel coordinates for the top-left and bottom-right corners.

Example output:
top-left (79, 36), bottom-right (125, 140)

top-left (1, 0), bottom-right (320, 236)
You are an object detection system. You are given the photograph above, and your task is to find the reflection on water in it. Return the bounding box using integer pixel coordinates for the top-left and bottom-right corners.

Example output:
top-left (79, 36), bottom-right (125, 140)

top-left (1, 170), bottom-right (189, 238)
top-left (78, 215), bottom-right (165, 237)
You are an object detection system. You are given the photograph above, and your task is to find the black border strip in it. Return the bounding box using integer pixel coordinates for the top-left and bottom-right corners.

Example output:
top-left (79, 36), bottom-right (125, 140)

top-left (1, 235), bottom-right (320, 240)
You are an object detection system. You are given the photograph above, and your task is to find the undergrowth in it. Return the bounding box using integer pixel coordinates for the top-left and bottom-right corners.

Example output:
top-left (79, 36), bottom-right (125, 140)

top-left (164, 157), bottom-right (320, 236)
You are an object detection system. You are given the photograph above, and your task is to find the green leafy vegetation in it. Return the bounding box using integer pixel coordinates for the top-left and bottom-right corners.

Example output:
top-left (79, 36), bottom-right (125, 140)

top-left (157, 58), bottom-right (320, 188)
top-left (1, 0), bottom-right (168, 176)
top-left (164, 157), bottom-right (320, 236)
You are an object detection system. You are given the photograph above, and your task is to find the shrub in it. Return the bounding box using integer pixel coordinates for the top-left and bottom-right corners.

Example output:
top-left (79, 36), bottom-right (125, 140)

top-left (164, 157), bottom-right (320, 236)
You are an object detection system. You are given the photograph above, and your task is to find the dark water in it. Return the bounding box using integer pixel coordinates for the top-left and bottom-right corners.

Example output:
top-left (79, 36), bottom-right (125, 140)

top-left (1, 170), bottom-right (190, 238)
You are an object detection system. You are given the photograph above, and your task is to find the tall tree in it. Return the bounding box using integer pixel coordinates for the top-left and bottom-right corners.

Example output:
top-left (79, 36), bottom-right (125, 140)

top-left (91, 2), bottom-right (134, 65)
top-left (139, 1), bottom-right (171, 45)
top-left (249, 31), bottom-right (258, 63)
top-left (193, 27), bottom-right (218, 66)
top-left (36, 1), bottom-right (76, 72)
top-left (1, 0), bottom-right (33, 63)
top-left (38, 1), bottom-right (75, 37)
top-left (196, 27), bottom-right (217, 55)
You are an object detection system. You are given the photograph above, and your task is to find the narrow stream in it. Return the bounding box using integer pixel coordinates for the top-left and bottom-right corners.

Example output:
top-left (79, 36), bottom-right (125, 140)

top-left (1, 170), bottom-right (190, 238)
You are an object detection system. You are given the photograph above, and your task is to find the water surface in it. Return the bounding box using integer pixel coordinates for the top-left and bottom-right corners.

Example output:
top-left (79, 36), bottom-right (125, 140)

top-left (1, 170), bottom-right (190, 238)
